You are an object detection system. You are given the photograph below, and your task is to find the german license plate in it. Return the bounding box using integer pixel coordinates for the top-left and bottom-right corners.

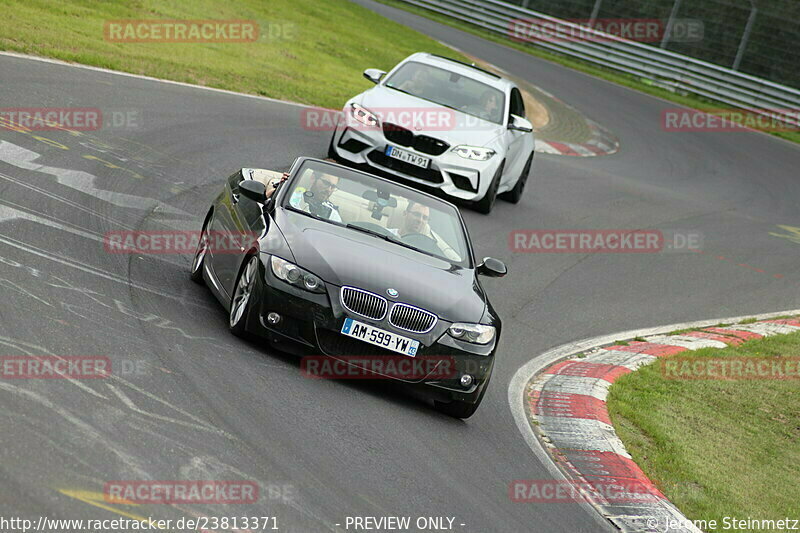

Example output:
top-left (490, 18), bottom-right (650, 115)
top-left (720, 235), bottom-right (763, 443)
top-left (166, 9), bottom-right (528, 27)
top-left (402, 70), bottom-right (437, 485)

top-left (340, 318), bottom-right (419, 357)
top-left (385, 145), bottom-right (430, 169)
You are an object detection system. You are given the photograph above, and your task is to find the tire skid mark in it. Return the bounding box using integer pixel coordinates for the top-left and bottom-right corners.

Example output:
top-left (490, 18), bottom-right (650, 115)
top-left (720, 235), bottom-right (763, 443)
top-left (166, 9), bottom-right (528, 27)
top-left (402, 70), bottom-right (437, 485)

top-left (0, 140), bottom-right (189, 216)
top-left (0, 233), bottom-right (210, 307)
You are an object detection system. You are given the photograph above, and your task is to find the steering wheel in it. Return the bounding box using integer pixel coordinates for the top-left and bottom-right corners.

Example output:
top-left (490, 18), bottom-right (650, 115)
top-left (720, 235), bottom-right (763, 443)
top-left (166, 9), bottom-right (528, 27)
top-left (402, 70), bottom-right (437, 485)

top-left (401, 232), bottom-right (442, 253)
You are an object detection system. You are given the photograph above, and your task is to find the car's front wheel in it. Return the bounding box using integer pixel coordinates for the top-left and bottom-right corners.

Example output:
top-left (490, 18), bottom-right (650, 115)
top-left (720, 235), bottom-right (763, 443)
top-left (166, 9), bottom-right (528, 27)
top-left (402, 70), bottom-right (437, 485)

top-left (190, 215), bottom-right (211, 284)
top-left (500, 151), bottom-right (533, 204)
top-left (229, 255), bottom-right (259, 337)
top-left (474, 160), bottom-right (504, 215)
top-left (327, 124), bottom-right (342, 161)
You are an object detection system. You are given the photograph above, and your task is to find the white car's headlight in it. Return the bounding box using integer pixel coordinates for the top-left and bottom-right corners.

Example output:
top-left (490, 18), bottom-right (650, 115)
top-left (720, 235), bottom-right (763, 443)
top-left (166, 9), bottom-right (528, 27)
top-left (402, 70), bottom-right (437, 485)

top-left (452, 145), bottom-right (496, 161)
top-left (350, 103), bottom-right (379, 127)
top-left (448, 323), bottom-right (496, 344)
top-left (270, 256), bottom-right (326, 293)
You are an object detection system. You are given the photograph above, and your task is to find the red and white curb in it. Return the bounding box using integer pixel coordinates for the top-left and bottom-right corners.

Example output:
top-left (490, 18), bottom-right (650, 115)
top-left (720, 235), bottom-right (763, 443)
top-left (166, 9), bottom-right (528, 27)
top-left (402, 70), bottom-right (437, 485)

top-left (535, 119), bottom-right (620, 157)
top-left (508, 310), bottom-right (800, 533)
top-left (532, 85), bottom-right (620, 157)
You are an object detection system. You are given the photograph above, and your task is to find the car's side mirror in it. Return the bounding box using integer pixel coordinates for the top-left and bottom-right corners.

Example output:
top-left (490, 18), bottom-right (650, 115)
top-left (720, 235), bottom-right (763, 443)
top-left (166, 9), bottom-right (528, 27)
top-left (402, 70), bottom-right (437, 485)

top-left (363, 68), bottom-right (386, 84)
top-left (508, 114), bottom-right (533, 133)
top-left (477, 257), bottom-right (507, 277)
top-left (240, 180), bottom-right (267, 203)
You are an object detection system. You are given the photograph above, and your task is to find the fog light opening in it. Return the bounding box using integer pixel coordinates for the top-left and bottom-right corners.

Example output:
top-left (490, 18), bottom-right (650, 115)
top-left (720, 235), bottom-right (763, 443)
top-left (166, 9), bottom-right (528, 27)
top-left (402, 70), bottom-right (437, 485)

top-left (266, 312), bottom-right (281, 325)
top-left (460, 374), bottom-right (474, 388)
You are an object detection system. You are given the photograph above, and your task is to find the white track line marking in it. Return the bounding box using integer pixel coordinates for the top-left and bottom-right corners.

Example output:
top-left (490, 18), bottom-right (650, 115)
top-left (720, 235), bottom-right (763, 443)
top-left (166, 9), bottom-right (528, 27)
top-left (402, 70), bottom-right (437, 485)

top-left (0, 51), bottom-right (311, 109)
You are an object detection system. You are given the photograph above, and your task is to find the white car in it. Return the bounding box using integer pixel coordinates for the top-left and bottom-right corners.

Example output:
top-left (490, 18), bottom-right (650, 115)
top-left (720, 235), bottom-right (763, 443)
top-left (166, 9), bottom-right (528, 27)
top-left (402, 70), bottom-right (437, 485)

top-left (328, 53), bottom-right (535, 214)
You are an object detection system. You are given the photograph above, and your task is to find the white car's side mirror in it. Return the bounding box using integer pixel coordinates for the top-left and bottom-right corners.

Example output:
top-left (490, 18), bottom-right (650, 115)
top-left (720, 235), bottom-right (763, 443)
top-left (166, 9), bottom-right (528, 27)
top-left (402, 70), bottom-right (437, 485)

top-left (508, 114), bottom-right (533, 133)
top-left (363, 68), bottom-right (386, 84)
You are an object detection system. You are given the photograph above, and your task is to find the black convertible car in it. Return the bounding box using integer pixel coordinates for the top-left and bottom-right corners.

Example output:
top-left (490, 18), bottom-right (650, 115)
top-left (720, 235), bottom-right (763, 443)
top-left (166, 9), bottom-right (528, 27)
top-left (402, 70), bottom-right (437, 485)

top-left (191, 157), bottom-right (507, 418)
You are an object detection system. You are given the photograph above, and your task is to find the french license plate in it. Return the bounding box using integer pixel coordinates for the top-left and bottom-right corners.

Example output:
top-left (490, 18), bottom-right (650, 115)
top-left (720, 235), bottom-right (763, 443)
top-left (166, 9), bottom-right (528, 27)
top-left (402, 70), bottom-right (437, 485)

top-left (385, 145), bottom-right (430, 169)
top-left (341, 318), bottom-right (419, 357)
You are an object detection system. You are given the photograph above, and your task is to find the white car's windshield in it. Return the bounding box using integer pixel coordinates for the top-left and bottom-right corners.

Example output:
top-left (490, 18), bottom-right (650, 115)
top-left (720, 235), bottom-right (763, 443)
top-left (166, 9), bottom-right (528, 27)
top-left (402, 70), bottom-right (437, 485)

top-left (385, 61), bottom-right (505, 125)
top-left (282, 160), bottom-right (471, 267)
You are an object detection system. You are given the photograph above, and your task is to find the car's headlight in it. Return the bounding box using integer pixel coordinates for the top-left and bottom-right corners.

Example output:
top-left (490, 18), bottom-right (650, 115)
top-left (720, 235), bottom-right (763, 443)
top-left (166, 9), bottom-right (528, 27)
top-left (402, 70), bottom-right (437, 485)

top-left (270, 256), bottom-right (326, 293)
top-left (350, 103), bottom-right (379, 127)
top-left (452, 145), bottom-right (495, 161)
top-left (448, 323), bottom-right (496, 344)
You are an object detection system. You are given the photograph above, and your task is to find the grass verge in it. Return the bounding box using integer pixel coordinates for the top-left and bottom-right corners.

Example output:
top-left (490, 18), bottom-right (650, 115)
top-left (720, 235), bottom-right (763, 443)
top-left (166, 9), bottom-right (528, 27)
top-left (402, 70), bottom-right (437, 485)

top-left (377, 0), bottom-right (800, 145)
top-left (0, 0), bottom-right (467, 109)
top-left (607, 330), bottom-right (800, 530)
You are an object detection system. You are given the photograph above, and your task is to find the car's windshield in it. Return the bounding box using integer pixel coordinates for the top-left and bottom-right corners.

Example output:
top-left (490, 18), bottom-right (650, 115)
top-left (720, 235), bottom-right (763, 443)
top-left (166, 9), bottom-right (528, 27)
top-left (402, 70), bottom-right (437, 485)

top-left (282, 160), bottom-right (471, 267)
top-left (385, 61), bottom-right (505, 125)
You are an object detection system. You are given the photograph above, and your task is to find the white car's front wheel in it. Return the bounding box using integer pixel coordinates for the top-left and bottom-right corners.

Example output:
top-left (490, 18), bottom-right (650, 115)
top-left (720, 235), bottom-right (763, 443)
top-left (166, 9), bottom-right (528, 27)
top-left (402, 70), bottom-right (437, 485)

top-left (474, 161), bottom-right (504, 214)
top-left (500, 151), bottom-right (534, 204)
top-left (327, 129), bottom-right (340, 161)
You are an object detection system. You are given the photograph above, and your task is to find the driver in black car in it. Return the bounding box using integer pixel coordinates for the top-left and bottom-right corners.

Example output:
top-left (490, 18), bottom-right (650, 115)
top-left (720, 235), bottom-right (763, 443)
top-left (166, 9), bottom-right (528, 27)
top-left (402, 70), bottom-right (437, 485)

top-left (390, 201), bottom-right (463, 261)
top-left (390, 201), bottom-right (430, 237)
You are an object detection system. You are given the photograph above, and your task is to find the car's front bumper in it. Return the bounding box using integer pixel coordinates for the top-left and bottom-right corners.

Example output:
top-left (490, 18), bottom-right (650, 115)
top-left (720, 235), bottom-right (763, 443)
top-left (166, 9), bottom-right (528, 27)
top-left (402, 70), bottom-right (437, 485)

top-left (244, 255), bottom-right (495, 405)
top-left (331, 123), bottom-right (501, 203)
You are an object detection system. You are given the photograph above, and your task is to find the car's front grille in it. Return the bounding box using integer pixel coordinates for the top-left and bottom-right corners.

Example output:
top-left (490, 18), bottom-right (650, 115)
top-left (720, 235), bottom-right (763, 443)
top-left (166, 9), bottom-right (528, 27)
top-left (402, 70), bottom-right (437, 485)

top-left (389, 303), bottom-right (438, 333)
top-left (413, 135), bottom-right (449, 156)
top-left (382, 123), bottom-right (449, 156)
top-left (383, 122), bottom-right (413, 146)
top-left (340, 286), bottom-right (387, 320)
top-left (367, 150), bottom-right (444, 183)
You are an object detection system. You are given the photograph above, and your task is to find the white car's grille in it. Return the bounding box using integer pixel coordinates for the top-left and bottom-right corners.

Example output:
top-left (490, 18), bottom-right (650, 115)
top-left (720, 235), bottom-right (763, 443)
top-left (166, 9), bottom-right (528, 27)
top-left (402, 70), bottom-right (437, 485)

top-left (382, 122), bottom-right (449, 156)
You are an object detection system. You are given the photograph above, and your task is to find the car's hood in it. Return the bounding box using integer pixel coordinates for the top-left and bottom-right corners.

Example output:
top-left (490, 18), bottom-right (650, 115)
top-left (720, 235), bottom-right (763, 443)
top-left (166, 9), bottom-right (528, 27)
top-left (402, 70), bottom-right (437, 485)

top-left (356, 86), bottom-right (505, 148)
top-left (275, 209), bottom-right (486, 323)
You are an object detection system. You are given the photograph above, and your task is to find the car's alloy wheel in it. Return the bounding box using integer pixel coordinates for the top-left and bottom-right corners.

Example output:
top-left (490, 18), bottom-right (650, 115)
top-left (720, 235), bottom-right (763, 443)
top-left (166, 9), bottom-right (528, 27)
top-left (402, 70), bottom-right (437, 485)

top-left (474, 161), bottom-right (504, 215)
top-left (190, 221), bottom-right (210, 284)
top-left (500, 151), bottom-right (533, 204)
top-left (230, 255), bottom-right (258, 335)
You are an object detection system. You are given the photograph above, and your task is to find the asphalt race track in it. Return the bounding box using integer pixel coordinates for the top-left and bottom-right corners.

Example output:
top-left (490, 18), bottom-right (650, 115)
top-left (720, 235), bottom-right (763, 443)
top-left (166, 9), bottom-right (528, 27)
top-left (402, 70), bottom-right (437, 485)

top-left (1, 1), bottom-right (799, 531)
